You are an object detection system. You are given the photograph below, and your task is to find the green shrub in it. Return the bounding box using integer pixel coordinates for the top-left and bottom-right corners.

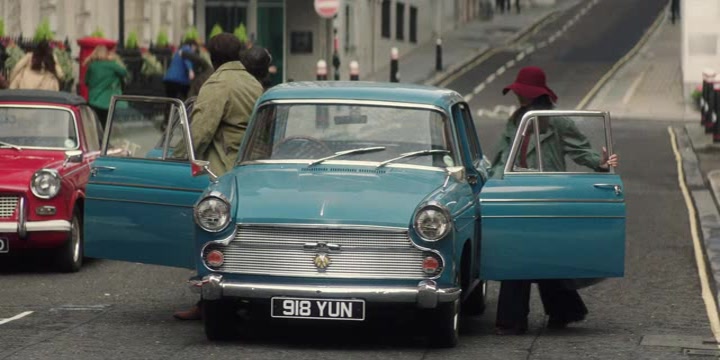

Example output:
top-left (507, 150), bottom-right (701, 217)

top-left (34, 18), bottom-right (54, 43)
top-left (0, 19), bottom-right (5, 38)
top-left (125, 31), bottom-right (139, 49)
top-left (183, 26), bottom-right (199, 43)
top-left (209, 24), bottom-right (223, 39)
top-left (233, 23), bottom-right (248, 43)
top-left (53, 47), bottom-right (74, 82)
top-left (90, 27), bottom-right (105, 38)
top-left (155, 28), bottom-right (169, 48)
top-left (141, 53), bottom-right (164, 76)
top-left (5, 44), bottom-right (25, 73)
top-left (691, 88), bottom-right (702, 109)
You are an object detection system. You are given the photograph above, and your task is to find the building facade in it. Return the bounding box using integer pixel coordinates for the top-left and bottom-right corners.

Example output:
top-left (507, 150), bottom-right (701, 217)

top-left (681, 0), bottom-right (720, 96)
top-left (0, 0), bottom-right (483, 84)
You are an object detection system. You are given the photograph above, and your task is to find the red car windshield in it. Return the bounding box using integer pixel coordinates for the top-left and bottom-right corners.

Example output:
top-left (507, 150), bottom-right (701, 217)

top-left (0, 107), bottom-right (78, 150)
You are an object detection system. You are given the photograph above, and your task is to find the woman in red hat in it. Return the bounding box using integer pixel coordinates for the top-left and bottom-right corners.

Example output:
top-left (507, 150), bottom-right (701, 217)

top-left (490, 66), bottom-right (619, 335)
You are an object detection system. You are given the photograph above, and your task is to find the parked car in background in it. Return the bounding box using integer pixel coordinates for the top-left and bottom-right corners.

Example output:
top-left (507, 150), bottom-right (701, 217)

top-left (83, 83), bottom-right (626, 347)
top-left (0, 90), bottom-right (103, 272)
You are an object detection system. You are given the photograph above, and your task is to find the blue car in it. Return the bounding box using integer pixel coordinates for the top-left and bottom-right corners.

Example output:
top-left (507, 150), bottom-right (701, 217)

top-left (84, 83), bottom-right (625, 347)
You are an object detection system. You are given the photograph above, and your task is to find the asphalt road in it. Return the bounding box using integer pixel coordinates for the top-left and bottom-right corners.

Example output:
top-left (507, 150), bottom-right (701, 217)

top-left (1, 0), bottom-right (715, 359)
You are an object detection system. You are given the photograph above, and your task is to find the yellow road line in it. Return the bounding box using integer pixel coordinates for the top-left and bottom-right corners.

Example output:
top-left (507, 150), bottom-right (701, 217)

top-left (668, 126), bottom-right (720, 343)
top-left (575, 5), bottom-right (667, 110)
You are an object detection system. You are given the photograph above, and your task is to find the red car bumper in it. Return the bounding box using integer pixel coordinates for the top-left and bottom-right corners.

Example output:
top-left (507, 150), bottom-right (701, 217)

top-left (0, 197), bottom-right (71, 252)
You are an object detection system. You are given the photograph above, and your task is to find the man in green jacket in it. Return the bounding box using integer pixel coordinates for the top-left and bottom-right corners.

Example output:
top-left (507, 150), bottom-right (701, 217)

top-left (188, 33), bottom-right (263, 176)
top-left (173, 33), bottom-right (262, 321)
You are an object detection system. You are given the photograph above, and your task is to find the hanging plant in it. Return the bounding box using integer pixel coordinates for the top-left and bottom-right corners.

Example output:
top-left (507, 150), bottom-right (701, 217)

top-left (155, 28), bottom-right (170, 48)
top-left (5, 43), bottom-right (25, 74)
top-left (33, 18), bottom-right (54, 43)
top-left (233, 23), bottom-right (248, 44)
top-left (141, 53), bottom-right (163, 76)
top-left (183, 26), bottom-right (199, 43)
top-left (0, 19), bottom-right (5, 38)
top-left (209, 24), bottom-right (223, 39)
top-left (53, 47), bottom-right (74, 82)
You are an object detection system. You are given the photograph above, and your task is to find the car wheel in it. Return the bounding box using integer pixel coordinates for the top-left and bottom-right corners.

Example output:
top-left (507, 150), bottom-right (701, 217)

top-left (461, 281), bottom-right (486, 316)
top-left (56, 210), bottom-right (83, 273)
top-left (428, 299), bottom-right (460, 348)
top-left (203, 299), bottom-right (237, 341)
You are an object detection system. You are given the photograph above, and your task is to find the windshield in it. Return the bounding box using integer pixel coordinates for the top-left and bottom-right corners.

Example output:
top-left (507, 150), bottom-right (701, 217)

top-left (241, 103), bottom-right (458, 168)
top-left (0, 107), bottom-right (78, 149)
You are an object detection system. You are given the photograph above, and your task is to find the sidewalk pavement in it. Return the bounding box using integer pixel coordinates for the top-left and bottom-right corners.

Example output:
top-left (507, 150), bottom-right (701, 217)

top-left (365, 0), bottom-right (580, 86)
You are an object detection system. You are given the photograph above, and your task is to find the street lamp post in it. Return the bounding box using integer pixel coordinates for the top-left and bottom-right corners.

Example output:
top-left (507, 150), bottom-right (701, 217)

top-left (118, 0), bottom-right (125, 48)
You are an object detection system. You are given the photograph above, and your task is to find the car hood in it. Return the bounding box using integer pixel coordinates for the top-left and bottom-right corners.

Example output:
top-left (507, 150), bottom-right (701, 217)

top-left (0, 152), bottom-right (64, 190)
top-left (232, 165), bottom-right (447, 227)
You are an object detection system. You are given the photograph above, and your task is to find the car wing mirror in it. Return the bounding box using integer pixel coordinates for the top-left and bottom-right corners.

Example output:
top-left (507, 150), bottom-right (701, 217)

top-left (191, 160), bottom-right (219, 183)
top-left (64, 150), bottom-right (83, 165)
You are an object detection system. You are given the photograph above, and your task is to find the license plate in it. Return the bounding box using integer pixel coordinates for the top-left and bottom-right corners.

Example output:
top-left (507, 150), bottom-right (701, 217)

top-left (271, 297), bottom-right (365, 321)
top-left (0, 237), bottom-right (7, 253)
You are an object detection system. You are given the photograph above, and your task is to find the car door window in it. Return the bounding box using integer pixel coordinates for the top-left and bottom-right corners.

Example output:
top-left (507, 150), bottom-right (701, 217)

top-left (508, 112), bottom-right (611, 174)
top-left (79, 105), bottom-right (101, 152)
top-left (459, 103), bottom-right (483, 169)
top-left (105, 98), bottom-right (192, 161)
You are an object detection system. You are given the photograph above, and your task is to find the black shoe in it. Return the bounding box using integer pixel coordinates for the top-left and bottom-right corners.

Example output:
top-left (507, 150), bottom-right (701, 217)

top-left (495, 324), bottom-right (527, 335)
top-left (547, 315), bottom-right (585, 329)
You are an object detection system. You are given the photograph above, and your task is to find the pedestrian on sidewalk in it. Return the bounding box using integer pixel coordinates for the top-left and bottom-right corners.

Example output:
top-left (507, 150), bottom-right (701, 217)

top-left (8, 40), bottom-right (64, 91)
top-left (83, 45), bottom-right (128, 129)
top-left (162, 39), bottom-right (198, 101)
top-left (670, 0), bottom-right (680, 25)
top-left (496, 0), bottom-right (509, 13)
top-left (172, 33), bottom-right (264, 321)
top-left (489, 66), bottom-right (619, 335)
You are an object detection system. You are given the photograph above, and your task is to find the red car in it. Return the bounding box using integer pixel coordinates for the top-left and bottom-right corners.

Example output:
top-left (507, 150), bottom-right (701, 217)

top-left (0, 90), bottom-right (102, 272)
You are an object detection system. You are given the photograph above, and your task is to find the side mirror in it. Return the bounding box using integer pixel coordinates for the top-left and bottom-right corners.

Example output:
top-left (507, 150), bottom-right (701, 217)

top-left (191, 159), bottom-right (218, 183)
top-left (64, 150), bottom-right (83, 165)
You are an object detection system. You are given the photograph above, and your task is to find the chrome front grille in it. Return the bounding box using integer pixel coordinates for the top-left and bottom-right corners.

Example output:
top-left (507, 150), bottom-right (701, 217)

top-left (204, 225), bottom-right (432, 279)
top-left (0, 196), bottom-right (18, 218)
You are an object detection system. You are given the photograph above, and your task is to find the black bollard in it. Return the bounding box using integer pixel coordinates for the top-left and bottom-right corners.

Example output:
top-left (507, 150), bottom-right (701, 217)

top-left (390, 47), bottom-right (399, 83)
top-left (711, 82), bottom-right (720, 144)
top-left (703, 70), bottom-right (716, 131)
top-left (436, 38), bottom-right (442, 72)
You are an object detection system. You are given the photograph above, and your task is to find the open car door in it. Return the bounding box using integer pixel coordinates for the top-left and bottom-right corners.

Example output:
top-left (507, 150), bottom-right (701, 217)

top-left (480, 110), bottom-right (625, 280)
top-left (84, 96), bottom-right (206, 268)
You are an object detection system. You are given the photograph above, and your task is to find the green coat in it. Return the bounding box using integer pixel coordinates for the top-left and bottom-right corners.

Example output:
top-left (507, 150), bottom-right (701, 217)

top-left (189, 61), bottom-right (263, 176)
top-left (490, 109), bottom-right (604, 178)
top-left (85, 60), bottom-right (127, 110)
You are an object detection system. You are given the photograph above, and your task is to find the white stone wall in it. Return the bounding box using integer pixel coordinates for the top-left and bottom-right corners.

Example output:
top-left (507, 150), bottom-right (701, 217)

top-left (682, 0), bottom-right (720, 96)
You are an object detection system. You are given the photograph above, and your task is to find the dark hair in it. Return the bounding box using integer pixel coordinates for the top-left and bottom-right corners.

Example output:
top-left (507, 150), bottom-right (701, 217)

top-left (530, 95), bottom-right (554, 109)
top-left (206, 33), bottom-right (243, 70)
top-left (239, 46), bottom-right (272, 83)
top-left (31, 41), bottom-right (58, 78)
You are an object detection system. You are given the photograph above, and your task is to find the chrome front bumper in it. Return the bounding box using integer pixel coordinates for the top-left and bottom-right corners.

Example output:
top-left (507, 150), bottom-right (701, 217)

top-left (191, 275), bottom-right (460, 309)
top-left (0, 197), bottom-right (71, 238)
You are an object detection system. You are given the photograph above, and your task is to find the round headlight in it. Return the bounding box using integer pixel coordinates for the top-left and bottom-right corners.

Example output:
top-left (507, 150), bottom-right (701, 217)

top-left (194, 196), bottom-right (231, 232)
top-left (413, 205), bottom-right (451, 241)
top-left (30, 169), bottom-right (61, 199)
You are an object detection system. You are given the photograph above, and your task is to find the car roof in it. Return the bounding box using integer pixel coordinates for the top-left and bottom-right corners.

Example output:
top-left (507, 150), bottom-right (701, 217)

top-left (0, 90), bottom-right (86, 106)
top-left (259, 81), bottom-right (464, 110)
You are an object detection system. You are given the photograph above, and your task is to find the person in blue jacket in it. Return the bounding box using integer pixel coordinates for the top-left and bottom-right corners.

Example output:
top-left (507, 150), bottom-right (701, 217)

top-left (163, 39), bottom-right (198, 100)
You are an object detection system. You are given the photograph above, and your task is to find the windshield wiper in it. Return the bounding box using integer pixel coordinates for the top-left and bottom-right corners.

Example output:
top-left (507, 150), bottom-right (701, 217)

top-left (376, 149), bottom-right (450, 168)
top-left (0, 140), bottom-right (22, 151)
top-left (308, 146), bottom-right (386, 166)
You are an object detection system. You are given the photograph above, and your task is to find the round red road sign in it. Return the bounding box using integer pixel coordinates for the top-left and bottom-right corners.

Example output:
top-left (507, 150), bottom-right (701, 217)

top-left (314, 0), bottom-right (340, 18)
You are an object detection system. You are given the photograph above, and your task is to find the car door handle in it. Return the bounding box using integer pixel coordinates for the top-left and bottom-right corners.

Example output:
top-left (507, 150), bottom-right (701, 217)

top-left (91, 166), bottom-right (116, 176)
top-left (594, 183), bottom-right (622, 195)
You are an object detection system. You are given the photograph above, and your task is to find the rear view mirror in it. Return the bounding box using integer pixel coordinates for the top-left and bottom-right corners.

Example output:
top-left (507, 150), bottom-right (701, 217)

top-left (334, 114), bottom-right (367, 125)
top-left (191, 160), bottom-right (218, 183)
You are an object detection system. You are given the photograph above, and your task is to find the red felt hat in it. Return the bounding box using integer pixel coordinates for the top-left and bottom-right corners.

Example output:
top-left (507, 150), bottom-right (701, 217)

top-left (502, 66), bottom-right (558, 103)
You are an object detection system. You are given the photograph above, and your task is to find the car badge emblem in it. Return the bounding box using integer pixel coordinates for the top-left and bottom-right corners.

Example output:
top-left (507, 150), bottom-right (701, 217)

top-left (313, 253), bottom-right (332, 270)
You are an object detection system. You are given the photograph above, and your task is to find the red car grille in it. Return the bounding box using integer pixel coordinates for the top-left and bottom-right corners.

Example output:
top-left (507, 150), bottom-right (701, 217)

top-left (0, 196), bottom-right (19, 219)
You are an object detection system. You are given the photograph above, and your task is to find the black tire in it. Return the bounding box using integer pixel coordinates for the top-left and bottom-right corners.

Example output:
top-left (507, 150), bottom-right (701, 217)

top-left (428, 299), bottom-right (460, 348)
top-left (461, 281), bottom-right (487, 316)
top-left (203, 299), bottom-right (237, 341)
top-left (56, 210), bottom-right (83, 273)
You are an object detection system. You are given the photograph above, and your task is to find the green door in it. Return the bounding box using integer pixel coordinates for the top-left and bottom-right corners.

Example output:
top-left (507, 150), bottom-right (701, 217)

top-left (257, 1), bottom-right (284, 85)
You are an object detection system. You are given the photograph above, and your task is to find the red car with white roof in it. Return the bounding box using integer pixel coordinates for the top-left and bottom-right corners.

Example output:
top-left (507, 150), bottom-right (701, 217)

top-left (0, 90), bottom-right (102, 272)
